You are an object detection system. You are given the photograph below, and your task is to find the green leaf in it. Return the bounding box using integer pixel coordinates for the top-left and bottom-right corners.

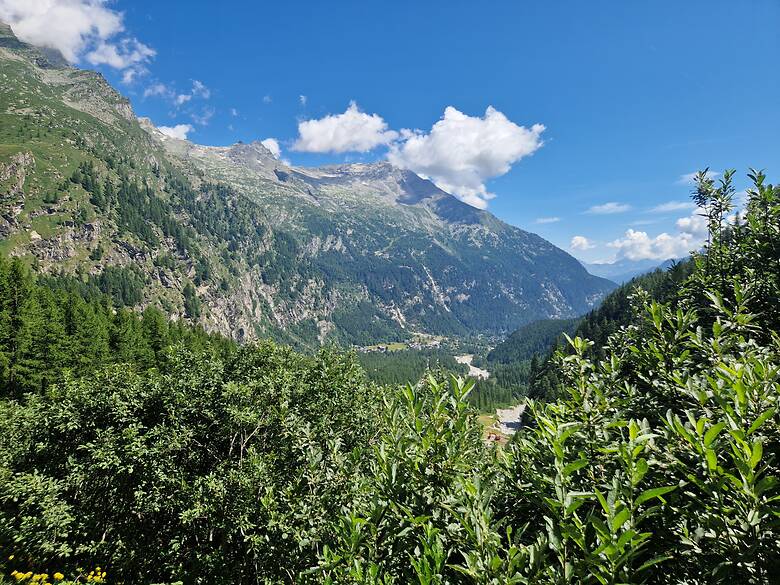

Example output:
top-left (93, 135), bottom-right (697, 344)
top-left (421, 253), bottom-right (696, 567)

top-left (748, 408), bottom-right (776, 435)
top-left (611, 507), bottom-right (631, 532)
top-left (634, 458), bottom-right (649, 485)
top-left (703, 422), bottom-right (726, 447)
top-left (635, 485), bottom-right (676, 507)
top-left (705, 448), bottom-right (718, 472)
top-left (750, 441), bottom-right (763, 469)
top-left (637, 554), bottom-right (672, 572)
top-left (563, 458), bottom-right (589, 476)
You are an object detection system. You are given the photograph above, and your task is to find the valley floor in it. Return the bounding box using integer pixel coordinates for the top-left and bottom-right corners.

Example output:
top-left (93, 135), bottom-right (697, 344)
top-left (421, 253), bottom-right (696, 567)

top-left (454, 354), bottom-right (490, 379)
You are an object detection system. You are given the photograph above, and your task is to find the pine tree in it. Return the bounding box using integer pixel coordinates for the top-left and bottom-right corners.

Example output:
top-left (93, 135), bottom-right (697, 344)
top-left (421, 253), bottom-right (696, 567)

top-left (141, 306), bottom-right (170, 369)
top-left (1, 259), bottom-right (34, 395)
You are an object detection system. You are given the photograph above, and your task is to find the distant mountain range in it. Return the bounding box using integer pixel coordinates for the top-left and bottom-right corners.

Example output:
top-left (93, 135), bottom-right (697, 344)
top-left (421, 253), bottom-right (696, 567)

top-left (0, 21), bottom-right (615, 347)
top-left (582, 257), bottom-right (682, 284)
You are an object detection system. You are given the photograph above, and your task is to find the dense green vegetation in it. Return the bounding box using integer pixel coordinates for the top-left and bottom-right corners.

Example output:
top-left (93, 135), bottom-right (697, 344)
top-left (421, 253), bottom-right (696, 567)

top-left (0, 256), bottom-right (233, 398)
top-left (0, 168), bottom-right (777, 583)
top-left (528, 260), bottom-right (694, 400)
top-left (0, 102), bottom-right (780, 584)
top-left (487, 318), bottom-right (580, 365)
top-left (357, 348), bottom-right (467, 385)
top-left (468, 318), bottom-right (581, 410)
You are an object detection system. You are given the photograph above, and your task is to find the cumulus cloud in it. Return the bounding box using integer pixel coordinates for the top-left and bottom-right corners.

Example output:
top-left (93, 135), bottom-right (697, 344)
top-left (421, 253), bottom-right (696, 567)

top-left (299, 95), bottom-right (307, 106)
top-left (586, 202), bottom-right (631, 215)
top-left (650, 200), bottom-right (696, 213)
top-left (535, 216), bottom-right (560, 224)
top-left (157, 124), bottom-right (193, 140)
top-left (86, 38), bottom-right (154, 69)
top-left (675, 211), bottom-right (708, 238)
top-left (570, 236), bottom-right (595, 251)
top-left (292, 101), bottom-right (399, 154)
top-left (388, 106), bottom-right (544, 209)
top-left (608, 209), bottom-right (709, 261)
top-left (608, 229), bottom-right (696, 261)
top-left (290, 103), bottom-right (544, 208)
top-left (0, 0), bottom-right (154, 79)
top-left (261, 138), bottom-right (281, 159)
top-left (678, 170), bottom-right (719, 185)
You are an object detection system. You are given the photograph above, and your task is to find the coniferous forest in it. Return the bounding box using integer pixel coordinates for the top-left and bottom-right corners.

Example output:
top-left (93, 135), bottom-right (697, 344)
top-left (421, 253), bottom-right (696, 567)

top-left (1, 168), bottom-right (778, 583)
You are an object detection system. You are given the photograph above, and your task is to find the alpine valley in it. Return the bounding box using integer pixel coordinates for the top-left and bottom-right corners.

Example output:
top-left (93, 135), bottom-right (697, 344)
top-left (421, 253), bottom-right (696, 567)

top-left (0, 22), bottom-right (614, 348)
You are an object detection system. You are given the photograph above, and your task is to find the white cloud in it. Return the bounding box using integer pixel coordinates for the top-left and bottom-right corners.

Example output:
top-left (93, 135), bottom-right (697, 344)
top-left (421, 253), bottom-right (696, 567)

top-left (570, 235), bottom-right (595, 251)
top-left (608, 210), bottom-right (709, 261)
top-left (263, 95), bottom-right (272, 104)
top-left (261, 138), bottom-right (281, 159)
top-left (299, 94), bottom-right (307, 106)
top-left (157, 124), bottom-right (193, 140)
top-left (143, 82), bottom-right (170, 99)
top-left (678, 170), bottom-right (719, 185)
top-left (292, 101), bottom-right (399, 154)
top-left (85, 38), bottom-right (154, 69)
top-left (535, 216), bottom-right (560, 224)
top-left (230, 108), bottom-right (239, 117)
top-left (602, 198), bottom-right (723, 263)
top-left (608, 229), bottom-right (696, 261)
top-left (191, 80), bottom-right (210, 99)
top-left (0, 0), bottom-right (154, 79)
top-left (650, 200), bottom-right (696, 213)
top-left (675, 211), bottom-right (708, 238)
top-left (174, 79), bottom-right (210, 106)
top-left (388, 106), bottom-right (544, 209)
top-left (586, 202), bottom-right (631, 215)
top-left (191, 107), bottom-right (214, 126)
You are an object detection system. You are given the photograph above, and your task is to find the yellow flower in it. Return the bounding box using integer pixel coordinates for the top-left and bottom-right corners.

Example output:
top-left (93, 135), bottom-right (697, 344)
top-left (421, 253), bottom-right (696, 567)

top-left (53, 573), bottom-right (64, 582)
top-left (8, 554), bottom-right (14, 560)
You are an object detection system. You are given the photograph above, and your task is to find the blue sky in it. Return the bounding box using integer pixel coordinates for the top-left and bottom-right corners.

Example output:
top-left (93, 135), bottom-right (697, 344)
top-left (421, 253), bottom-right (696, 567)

top-left (3, 0), bottom-right (778, 263)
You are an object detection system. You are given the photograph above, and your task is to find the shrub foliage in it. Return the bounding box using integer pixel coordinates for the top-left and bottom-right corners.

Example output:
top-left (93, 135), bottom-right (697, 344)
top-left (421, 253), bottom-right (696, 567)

top-left (1, 169), bottom-right (779, 583)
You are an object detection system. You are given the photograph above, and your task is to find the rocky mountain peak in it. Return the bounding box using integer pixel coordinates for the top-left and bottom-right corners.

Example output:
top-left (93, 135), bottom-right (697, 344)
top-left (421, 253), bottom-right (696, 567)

top-left (0, 20), bottom-right (68, 69)
top-left (227, 140), bottom-right (279, 167)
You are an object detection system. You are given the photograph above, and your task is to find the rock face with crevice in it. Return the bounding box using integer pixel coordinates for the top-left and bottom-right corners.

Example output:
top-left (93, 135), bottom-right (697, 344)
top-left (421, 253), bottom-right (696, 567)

top-left (0, 21), bottom-right (615, 347)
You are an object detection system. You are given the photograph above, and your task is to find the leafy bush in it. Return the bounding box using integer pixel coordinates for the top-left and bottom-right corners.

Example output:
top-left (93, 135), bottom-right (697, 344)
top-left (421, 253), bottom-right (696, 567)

top-left (0, 169), bottom-right (778, 583)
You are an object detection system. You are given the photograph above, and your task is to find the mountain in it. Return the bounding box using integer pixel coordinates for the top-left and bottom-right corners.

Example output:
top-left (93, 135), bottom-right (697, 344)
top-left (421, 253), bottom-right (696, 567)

top-left (0, 22), bottom-right (615, 346)
top-left (583, 257), bottom-right (681, 284)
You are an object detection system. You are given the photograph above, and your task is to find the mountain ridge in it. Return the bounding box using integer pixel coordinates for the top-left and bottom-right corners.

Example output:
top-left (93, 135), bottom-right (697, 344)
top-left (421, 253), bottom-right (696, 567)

top-left (0, 22), bottom-right (615, 346)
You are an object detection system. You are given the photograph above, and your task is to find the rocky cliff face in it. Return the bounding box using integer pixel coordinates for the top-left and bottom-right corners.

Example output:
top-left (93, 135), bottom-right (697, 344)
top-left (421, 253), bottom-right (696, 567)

top-left (0, 22), bottom-right (615, 347)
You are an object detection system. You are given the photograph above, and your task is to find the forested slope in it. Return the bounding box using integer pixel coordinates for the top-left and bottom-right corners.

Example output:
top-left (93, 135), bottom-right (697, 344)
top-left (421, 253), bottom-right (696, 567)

top-left (0, 255), bottom-right (233, 398)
